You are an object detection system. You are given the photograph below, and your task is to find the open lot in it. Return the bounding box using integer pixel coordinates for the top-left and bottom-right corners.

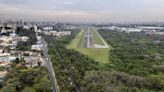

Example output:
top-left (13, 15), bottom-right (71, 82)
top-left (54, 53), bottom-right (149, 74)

top-left (67, 27), bottom-right (111, 63)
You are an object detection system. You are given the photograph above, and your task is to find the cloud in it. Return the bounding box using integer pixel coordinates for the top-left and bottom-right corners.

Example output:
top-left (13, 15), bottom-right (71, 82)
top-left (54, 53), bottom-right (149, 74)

top-left (0, 0), bottom-right (164, 22)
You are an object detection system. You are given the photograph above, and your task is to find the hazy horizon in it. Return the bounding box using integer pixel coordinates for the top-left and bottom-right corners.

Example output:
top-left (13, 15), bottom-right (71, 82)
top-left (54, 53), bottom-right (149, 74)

top-left (0, 0), bottom-right (164, 23)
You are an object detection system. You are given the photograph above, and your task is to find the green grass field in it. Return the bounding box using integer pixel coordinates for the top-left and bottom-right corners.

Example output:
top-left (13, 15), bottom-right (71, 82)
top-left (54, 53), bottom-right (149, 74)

top-left (91, 28), bottom-right (105, 45)
top-left (76, 48), bottom-right (109, 63)
top-left (67, 28), bottom-right (110, 63)
top-left (21, 86), bottom-right (36, 92)
top-left (67, 30), bottom-right (84, 49)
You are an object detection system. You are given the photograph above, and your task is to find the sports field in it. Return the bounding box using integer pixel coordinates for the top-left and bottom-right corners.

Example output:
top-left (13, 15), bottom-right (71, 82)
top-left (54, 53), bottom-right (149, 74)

top-left (67, 27), bottom-right (111, 63)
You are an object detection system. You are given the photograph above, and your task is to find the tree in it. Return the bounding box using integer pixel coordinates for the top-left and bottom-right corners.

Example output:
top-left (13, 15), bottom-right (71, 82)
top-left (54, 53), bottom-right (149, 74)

top-left (1, 84), bottom-right (16, 92)
top-left (1, 78), bottom-right (22, 92)
top-left (33, 76), bottom-right (51, 92)
top-left (14, 58), bottom-right (20, 64)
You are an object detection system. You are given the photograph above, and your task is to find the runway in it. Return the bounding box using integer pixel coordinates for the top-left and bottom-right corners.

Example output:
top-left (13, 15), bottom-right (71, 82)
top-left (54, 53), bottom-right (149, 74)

top-left (83, 27), bottom-right (94, 48)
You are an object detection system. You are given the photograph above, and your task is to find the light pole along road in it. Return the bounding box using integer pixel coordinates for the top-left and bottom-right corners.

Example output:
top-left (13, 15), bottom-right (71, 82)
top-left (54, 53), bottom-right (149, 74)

top-left (42, 38), bottom-right (60, 92)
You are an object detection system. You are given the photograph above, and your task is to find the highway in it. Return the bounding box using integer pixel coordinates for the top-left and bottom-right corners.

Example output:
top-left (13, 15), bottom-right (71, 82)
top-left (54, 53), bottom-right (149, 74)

top-left (41, 38), bottom-right (60, 92)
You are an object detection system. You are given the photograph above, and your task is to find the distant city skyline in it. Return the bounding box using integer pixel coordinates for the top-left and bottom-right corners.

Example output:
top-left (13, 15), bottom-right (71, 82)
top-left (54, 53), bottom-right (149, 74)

top-left (0, 0), bottom-right (164, 23)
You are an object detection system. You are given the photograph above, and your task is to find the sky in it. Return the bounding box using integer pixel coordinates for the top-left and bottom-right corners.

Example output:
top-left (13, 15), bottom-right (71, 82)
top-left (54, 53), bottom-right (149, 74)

top-left (0, 0), bottom-right (164, 23)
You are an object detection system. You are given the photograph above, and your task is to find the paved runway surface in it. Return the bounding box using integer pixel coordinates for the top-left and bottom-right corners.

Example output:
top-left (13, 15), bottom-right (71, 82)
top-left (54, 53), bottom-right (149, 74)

top-left (83, 27), bottom-right (94, 48)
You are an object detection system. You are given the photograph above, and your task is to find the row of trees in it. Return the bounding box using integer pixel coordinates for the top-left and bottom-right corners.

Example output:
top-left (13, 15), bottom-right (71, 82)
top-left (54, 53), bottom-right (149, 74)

top-left (80, 71), bottom-right (163, 92)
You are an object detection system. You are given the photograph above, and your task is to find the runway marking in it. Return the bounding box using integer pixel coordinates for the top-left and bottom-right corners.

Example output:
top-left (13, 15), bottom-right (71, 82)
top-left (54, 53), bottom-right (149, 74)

top-left (83, 27), bottom-right (109, 48)
top-left (87, 27), bottom-right (90, 48)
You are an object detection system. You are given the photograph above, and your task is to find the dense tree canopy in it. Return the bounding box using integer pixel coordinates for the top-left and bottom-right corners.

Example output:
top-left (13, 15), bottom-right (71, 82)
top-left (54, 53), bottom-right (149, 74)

top-left (0, 65), bottom-right (50, 92)
top-left (16, 27), bottom-right (37, 51)
top-left (45, 29), bottom-right (164, 92)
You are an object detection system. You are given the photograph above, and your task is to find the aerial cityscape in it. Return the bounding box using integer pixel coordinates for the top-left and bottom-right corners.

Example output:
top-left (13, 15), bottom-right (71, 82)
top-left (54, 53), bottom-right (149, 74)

top-left (0, 0), bottom-right (164, 92)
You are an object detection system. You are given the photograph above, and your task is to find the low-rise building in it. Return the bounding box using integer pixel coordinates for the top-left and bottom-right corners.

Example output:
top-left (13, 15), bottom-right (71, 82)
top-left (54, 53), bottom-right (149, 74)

top-left (0, 56), bottom-right (17, 64)
top-left (0, 62), bottom-right (11, 67)
top-left (31, 45), bottom-right (43, 52)
top-left (24, 55), bottom-right (44, 67)
top-left (58, 31), bottom-right (71, 36)
top-left (42, 30), bottom-right (71, 37)
top-left (0, 53), bottom-right (10, 57)
top-left (23, 24), bottom-right (33, 30)
top-left (21, 36), bottom-right (29, 42)
top-left (0, 36), bottom-right (13, 43)
top-left (0, 49), bottom-right (4, 53)
top-left (0, 71), bottom-right (7, 79)
top-left (43, 26), bottom-right (53, 31)
top-left (145, 31), bottom-right (164, 35)
top-left (25, 60), bottom-right (42, 67)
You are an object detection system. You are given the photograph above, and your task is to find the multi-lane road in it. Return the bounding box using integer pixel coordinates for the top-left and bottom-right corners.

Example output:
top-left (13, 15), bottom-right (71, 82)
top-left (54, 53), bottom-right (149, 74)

top-left (41, 38), bottom-right (60, 92)
top-left (42, 37), bottom-right (81, 92)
